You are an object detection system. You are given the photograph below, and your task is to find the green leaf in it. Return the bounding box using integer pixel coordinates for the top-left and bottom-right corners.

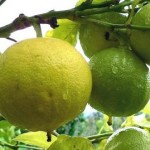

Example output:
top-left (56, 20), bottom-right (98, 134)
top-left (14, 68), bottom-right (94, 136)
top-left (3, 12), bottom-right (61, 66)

top-left (98, 139), bottom-right (107, 150)
top-left (98, 115), bottom-right (113, 134)
top-left (121, 114), bottom-right (150, 129)
top-left (0, 120), bottom-right (18, 144)
top-left (13, 131), bottom-right (57, 149)
top-left (48, 135), bottom-right (94, 150)
top-left (121, 116), bottom-right (135, 127)
top-left (0, 120), bottom-right (12, 129)
top-left (142, 102), bottom-right (150, 114)
top-left (135, 119), bottom-right (150, 129)
top-left (45, 19), bottom-right (79, 46)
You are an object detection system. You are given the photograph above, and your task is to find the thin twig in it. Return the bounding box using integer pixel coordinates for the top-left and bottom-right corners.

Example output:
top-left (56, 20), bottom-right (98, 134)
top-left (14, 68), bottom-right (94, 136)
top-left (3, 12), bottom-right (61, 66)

top-left (87, 132), bottom-right (113, 143)
top-left (87, 132), bottom-right (113, 140)
top-left (6, 37), bottom-right (17, 42)
top-left (0, 140), bottom-right (43, 150)
top-left (52, 130), bottom-right (60, 137)
top-left (83, 18), bottom-right (150, 30)
top-left (0, 0), bottom-right (6, 6)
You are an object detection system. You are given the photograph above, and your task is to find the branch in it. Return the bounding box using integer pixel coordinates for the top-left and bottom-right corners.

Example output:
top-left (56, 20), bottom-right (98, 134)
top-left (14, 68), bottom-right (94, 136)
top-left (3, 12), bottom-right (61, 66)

top-left (87, 132), bottom-right (113, 143)
top-left (84, 18), bottom-right (150, 31)
top-left (0, 8), bottom-right (75, 38)
top-left (0, 0), bottom-right (149, 38)
top-left (76, 0), bottom-right (149, 16)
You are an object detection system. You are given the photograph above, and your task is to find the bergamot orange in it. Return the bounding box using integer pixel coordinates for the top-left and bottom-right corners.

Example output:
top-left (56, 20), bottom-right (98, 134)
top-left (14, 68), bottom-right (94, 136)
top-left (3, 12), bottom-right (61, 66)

top-left (89, 47), bottom-right (150, 116)
top-left (130, 3), bottom-right (150, 64)
top-left (104, 127), bottom-right (150, 150)
top-left (79, 12), bottom-right (127, 58)
top-left (0, 38), bottom-right (92, 132)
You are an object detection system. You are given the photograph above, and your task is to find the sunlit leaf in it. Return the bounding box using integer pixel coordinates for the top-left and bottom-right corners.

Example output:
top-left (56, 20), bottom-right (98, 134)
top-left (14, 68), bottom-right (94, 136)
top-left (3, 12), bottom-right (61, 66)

top-left (98, 139), bottom-right (107, 150)
top-left (142, 102), bottom-right (150, 114)
top-left (13, 131), bottom-right (57, 149)
top-left (135, 119), bottom-right (150, 129)
top-left (121, 114), bottom-right (149, 129)
top-left (121, 116), bottom-right (135, 127)
top-left (45, 19), bottom-right (79, 46)
top-left (98, 115), bottom-right (113, 134)
top-left (48, 135), bottom-right (94, 150)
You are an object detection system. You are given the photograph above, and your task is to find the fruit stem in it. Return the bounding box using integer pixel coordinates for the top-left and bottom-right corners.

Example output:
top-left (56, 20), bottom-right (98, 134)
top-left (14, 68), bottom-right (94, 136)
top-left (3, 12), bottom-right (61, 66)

top-left (47, 132), bottom-right (52, 142)
top-left (32, 18), bottom-right (43, 37)
top-left (107, 116), bottom-right (112, 126)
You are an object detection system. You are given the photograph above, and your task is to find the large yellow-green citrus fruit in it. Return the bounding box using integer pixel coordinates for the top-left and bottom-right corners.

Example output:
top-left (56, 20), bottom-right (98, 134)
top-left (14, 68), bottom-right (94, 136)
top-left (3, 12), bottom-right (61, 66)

top-left (89, 47), bottom-right (150, 116)
top-left (79, 12), bottom-right (127, 58)
top-left (130, 3), bottom-right (150, 64)
top-left (0, 38), bottom-right (92, 132)
top-left (104, 127), bottom-right (150, 150)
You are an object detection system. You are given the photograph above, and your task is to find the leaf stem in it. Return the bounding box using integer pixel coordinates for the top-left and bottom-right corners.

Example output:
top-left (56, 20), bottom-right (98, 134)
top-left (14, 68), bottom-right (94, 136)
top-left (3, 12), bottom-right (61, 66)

top-left (87, 132), bottom-right (113, 140)
top-left (76, 0), bottom-right (133, 16)
top-left (83, 18), bottom-right (150, 31)
top-left (87, 132), bottom-right (113, 143)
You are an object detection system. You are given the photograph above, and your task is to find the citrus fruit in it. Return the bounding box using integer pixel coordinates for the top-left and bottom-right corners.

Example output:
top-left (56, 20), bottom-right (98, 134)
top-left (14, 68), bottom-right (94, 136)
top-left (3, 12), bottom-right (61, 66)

top-left (79, 12), bottom-right (127, 58)
top-left (104, 127), bottom-right (150, 150)
top-left (130, 3), bottom-right (150, 64)
top-left (89, 47), bottom-right (150, 116)
top-left (0, 38), bottom-right (92, 132)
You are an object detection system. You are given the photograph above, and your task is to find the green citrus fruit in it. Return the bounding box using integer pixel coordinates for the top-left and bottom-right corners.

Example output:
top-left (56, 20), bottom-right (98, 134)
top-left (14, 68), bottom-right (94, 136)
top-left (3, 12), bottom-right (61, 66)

top-left (79, 12), bottom-right (127, 58)
top-left (130, 3), bottom-right (150, 64)
top-left (0, 38), bottom-right (92, 132)
top-left (104, 127), bottom-right (150, 150)
top-left (89, 47), bottom-right (150, 116)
